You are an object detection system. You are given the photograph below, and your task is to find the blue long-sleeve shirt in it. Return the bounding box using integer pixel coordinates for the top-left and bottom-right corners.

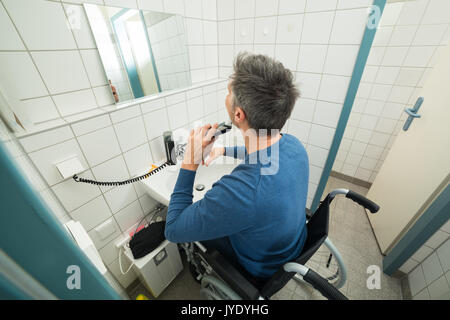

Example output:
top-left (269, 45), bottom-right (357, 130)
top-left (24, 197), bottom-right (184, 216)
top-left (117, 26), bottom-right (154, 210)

top-left (165, 133), bottom-right (309, 278)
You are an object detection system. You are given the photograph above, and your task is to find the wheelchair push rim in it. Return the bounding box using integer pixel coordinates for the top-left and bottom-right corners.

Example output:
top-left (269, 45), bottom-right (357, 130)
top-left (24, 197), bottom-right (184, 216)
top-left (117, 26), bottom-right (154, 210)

top-left (300, 237), bottom-right (346, 289)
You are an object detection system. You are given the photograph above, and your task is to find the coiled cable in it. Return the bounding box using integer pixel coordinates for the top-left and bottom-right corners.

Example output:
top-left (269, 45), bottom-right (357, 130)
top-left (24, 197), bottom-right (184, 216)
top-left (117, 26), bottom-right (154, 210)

top-left (72, 160), bottom-right (171, 186)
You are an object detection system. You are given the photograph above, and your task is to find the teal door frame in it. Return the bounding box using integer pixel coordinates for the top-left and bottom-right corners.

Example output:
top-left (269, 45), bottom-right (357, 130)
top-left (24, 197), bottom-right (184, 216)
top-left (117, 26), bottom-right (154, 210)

top-left (0, 140), bottom-right (120, 299)
top-left (310, 0), bottom-right (387, 212)
top-left (383, 183), bottom-right (449, 275)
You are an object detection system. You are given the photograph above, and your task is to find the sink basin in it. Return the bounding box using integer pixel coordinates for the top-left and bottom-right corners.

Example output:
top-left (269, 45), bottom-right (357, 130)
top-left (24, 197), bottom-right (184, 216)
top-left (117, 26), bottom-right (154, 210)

top-left (140, 161), bottom-right (239, 206)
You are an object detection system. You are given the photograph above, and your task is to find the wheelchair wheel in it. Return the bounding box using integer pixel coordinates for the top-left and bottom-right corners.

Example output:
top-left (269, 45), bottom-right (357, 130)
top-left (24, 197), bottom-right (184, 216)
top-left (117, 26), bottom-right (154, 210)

top-left (305, 246), bottom-right (339, 283)
top-left (301, 238), bottom-right (346, 289)
top-left (200, 275), bottom-right (241, 300)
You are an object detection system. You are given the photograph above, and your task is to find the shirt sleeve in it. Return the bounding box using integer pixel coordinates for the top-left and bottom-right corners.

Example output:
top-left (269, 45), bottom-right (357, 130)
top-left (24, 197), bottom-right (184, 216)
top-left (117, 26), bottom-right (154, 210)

top-left (165, 167), bottom-right (256, 243)
top-left (224, 146), bottom-right (246, 160)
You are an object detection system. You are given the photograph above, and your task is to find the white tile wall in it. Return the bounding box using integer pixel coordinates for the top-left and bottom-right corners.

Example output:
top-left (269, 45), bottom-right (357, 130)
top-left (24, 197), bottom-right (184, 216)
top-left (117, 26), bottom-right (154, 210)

top-left (334, 0), bottom-right (450, 183)
top-left (1, 0), bottom-right (222, 293)
top-left (27, 138), bottom-right (89, 186)
top-left (0, 4), bottom-right (25, 50)
top-left (147, 15), bottom-right (192, 91)
top-left (70, 195), bottom-right (112, 231)
top-left (52, 89), bottom-right (98, 117)
top-left (114, 117), bottom-right (147, 152)
top-left (7, 77), bottom-right (226, 293)
top-left (3, 0), bottom-right (77, 51)
top-left (31, 51), bottom-right (91, 95)
top-left (77, 126), bottom-right (122, 167)
top-left (402, 229), bottom-right (450, 300)
top-left (0, 52), bottom-right (48, 100)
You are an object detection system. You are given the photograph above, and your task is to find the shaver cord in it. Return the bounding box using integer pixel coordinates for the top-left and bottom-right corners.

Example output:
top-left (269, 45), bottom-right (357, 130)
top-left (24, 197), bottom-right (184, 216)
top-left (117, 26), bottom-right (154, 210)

top-left (72, 160), bottom-right (171, 186)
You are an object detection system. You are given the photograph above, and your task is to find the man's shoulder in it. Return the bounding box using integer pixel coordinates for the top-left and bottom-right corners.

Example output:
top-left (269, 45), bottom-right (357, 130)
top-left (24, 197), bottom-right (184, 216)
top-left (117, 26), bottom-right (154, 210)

top-left (282, 133), bottom-right (307, 155)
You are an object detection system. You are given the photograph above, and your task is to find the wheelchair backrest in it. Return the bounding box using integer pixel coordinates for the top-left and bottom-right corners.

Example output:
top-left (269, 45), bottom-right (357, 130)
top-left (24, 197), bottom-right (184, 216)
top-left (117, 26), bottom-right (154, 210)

top-left (259, 195), bottom-right (331, 298)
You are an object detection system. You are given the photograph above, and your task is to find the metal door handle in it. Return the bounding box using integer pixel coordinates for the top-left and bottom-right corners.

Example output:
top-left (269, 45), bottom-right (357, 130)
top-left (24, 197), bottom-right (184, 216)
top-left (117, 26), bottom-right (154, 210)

top-left (403, 97), bottom-right (423, 131)
top-left (405, 108), bottom-right (421, 118)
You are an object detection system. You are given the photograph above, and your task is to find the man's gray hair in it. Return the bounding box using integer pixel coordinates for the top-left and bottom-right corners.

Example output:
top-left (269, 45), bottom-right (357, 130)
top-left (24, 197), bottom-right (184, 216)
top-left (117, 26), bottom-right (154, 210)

top-left (230, 52), bottom-right (300, 133)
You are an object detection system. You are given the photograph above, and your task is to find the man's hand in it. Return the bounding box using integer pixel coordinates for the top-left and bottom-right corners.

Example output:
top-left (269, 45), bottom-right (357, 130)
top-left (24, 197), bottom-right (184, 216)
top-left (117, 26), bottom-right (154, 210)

top-left (182, 123), bottom-right (218, 171)
top-left (204, 147), bottom-right (225, 167)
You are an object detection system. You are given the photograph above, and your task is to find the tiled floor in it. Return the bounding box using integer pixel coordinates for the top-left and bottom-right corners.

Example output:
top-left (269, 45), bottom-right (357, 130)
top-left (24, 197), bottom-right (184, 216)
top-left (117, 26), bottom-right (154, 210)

top-left (127, 176), bottom-right (402, 300)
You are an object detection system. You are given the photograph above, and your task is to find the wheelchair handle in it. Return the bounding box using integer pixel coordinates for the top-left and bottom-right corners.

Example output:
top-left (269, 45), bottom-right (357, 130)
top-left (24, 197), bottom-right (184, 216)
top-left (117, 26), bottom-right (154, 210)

top-left (345, 190), bottom-right (380, 213)
top-left (284, 263), bottom-right (348, 300)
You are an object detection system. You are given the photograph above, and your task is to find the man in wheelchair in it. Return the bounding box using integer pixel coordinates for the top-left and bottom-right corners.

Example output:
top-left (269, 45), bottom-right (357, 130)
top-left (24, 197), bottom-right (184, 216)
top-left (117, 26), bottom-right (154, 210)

top-left (164, 53), bottom-right (364, 300)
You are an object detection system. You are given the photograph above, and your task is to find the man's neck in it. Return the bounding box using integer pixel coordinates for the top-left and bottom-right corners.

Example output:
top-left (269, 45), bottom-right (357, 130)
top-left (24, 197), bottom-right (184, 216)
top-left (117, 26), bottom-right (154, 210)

top-left (242, 130), bottom-right (282, 155)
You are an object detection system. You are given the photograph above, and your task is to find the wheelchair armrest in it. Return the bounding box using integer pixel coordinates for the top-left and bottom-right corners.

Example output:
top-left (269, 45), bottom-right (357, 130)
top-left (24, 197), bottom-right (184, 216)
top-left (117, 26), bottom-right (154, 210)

top-left (202, 248), bottom-right (261, 300)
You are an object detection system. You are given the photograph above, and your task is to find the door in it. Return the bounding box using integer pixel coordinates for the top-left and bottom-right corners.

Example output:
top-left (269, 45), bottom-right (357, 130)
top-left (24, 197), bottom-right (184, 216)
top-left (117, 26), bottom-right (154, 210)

top-left (367, 43), bottom-right (450, 255)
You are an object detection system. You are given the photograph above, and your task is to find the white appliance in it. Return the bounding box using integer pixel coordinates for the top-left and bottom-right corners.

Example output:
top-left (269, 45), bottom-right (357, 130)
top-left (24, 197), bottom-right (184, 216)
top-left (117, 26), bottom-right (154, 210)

top-left (123, 240), bottom-right (183, 298)
top-left (64, 220), bottom-right (107, 276)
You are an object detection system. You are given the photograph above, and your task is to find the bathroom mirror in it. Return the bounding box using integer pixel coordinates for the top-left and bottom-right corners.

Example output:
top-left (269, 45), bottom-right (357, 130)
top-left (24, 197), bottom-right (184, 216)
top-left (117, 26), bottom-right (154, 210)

top-left (84, 3), bottom-right (191, 104)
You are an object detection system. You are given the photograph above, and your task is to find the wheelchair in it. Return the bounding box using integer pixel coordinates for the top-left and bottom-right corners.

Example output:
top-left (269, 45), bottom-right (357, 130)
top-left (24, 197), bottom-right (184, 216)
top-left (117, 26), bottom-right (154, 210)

top-left (180, 188), bottom-right (380, 300)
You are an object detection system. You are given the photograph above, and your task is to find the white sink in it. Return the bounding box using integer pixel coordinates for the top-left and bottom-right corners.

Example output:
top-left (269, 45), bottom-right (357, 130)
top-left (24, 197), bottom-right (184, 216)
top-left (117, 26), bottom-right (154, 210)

top-left (140, 161), bottom-right (239, 206)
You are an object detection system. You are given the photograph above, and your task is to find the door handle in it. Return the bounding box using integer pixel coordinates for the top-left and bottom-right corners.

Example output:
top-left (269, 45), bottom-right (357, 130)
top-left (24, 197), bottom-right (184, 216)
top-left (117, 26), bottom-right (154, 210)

top-left (404, 108), bottom-right (421, 118)
top-left (403, 97), bottom-right (423, 131)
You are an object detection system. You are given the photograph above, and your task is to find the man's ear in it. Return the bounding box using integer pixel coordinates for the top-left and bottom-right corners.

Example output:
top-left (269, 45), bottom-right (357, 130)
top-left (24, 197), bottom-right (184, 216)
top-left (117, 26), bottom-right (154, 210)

top-left (234, 106), bottom-right (246, 124)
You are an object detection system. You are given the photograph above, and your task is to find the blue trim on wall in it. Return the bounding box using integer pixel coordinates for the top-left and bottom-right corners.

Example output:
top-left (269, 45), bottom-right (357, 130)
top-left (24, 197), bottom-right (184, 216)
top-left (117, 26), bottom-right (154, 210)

top-left (111, 9), bottom-right (145, 98)
top-left (0, 141), bottom-right (120, 299)
top-left (140, 10), bottom-right (162, 93)
top-left (383, 183), bottom-right (450, 275)
top-left (310, 0), bottom-right (387, 212)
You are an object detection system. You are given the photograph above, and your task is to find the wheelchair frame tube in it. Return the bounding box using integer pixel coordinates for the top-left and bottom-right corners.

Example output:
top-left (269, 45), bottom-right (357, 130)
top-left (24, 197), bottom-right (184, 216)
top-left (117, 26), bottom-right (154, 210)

top-left (194, 241), bottom-right (207, 252)
top-left (284, 262), bottom-right (348, 300)
top-left (329, 188), bottom-right (349, 200)
top-left (324, 237), bottom-right (347, 289)
top-left (283, 262), bottom-right (309, 276)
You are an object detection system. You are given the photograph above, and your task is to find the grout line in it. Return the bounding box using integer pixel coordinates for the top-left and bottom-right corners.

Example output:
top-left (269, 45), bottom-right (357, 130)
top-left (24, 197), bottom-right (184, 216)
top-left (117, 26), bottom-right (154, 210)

top-left (305, 2), bottom-right (338, 151)
top-left (215, 0), bottom-right (220, 79)
top-left (78, 114), bottom-right (139, 235)
top-left (137, 91), bottom-right (158, 165)
top-left (216, 5), bottom-right (376, 22)
top-left (1, 122), bottom-right (74, 223)
top-left (0, 0), bottom-right (66, 122)
top-left (340, 1), bottom-right (433, 181)
top-left (16, 79), bottom-right (226, 138)
top-left (288, 1), bottom-right (307, 136)
top-left (60, 2), bottom-right (103, 109)
top-left (0, 48), bottom-right (101, 53)
top-left (19, 83), bottom-right (110, 102)
top-left (199, 0), bottom-right (207, 81)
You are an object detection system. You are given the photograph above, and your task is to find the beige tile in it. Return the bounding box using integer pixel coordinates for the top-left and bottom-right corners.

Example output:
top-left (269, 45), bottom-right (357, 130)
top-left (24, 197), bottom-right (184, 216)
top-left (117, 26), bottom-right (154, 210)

top-left (273, 287), bottom-right (294, 300)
